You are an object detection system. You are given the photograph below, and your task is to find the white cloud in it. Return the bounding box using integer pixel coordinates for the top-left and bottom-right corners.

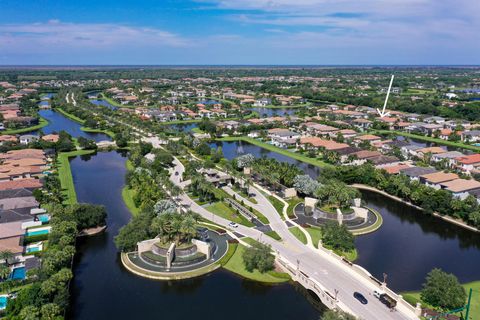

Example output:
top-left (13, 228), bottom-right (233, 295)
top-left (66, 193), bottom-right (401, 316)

top-left (0, 20), bottom-right (190, 54)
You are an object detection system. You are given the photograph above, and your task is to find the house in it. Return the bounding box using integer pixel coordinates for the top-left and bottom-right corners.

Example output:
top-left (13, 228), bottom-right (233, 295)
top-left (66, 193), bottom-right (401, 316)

top-left (354, 134), bottom-right (382, 145)
top-left (399, 166), bottom-right (437, 181)
top-left (431, 151), bottom-right (465, 167)
top-left (424, 116), bottom-right (446, 124)
top-left (218, 120), bottom-right (241, 131)
top-left (253, 98), bottom-right (272, 107)
top-left (415, 147), bottom-right (447, 158)
top-left (348, 150), bottom-right (382, 165)
top-left (378, 163), bottom-right (413, 174)
top-left (461, 130), bottom-right (480, 143)
top-left (352, 119), bottom-right (372, 131)
top-left (302, 122), bottom-right (339, 136)
top-left (19, 135), bottom-right (39, 145)
top-left (0, 135), bottom-right (17, 145)
top-left (420, 172), bottom-right (459, 189)
top-left (198, 168), bottom-right (233, 187)
top-left (298, 137), bottom-right (349, 151)
top-left (41, 134), bottom-right (59, 143)
top-left (439, 179), bottom-right (480, 200)
top-left (454, 154), bottom-right (480, 173)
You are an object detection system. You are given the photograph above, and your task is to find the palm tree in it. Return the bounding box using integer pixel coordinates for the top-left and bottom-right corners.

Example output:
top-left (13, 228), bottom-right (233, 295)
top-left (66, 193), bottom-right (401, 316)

top-left (180, 216), bottom-right (197, 242)
top-left (0, 265), bottom-right (10, 280)
top-left (0, 250), bottom-right (14, 266)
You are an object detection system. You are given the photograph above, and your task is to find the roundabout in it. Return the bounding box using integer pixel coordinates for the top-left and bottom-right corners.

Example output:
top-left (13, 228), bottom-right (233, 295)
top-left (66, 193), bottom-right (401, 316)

top-left (122, 229), bottom-right (230, 280)
top-left (294, 202), bottom-right (383, 235)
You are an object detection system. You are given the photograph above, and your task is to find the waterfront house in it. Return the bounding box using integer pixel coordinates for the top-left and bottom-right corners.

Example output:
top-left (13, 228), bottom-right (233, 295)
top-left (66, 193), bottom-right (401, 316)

top-left (420, 172), bottom-right (459, 189)
top-left (454, 154), bottom-right (480, 174)
top-left (19, 135), bottom-right (39, 145)
top-left (399, 166), bottom-right (437, 181)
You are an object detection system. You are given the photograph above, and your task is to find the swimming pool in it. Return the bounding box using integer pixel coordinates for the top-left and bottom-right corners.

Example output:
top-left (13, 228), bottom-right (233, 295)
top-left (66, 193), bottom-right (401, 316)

top-left (37, 214), bottom-right (50, 223)
top-left (26, 246), bottom-right (41, 253)
top-left (9, 267), bottom-right (25, 280)
top-left (26, 228), bottom-right (50, 237)
top-left (0, 296), bottom-right (7, 310)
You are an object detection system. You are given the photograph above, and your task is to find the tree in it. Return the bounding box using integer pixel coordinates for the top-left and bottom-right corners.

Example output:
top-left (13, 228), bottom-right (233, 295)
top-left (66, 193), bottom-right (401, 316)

top-left (293, 174), bottom-right (321, 196)
top-left (421, 268), bottom-right (466, 310)
top-left (77, 136), bottom-right (97, 150)
top-left (321, 310), bottom-right (356, 320)
top-left (196, 142), bottom-right (211, 156)
top-left (0, 249), bottom-right (14, 266)
top-left (315, 181), bottom-right (359, 209)
top-left (321, 221), bottom-right (355, 253)
top-left (235, 153), bottom-right (255, 169)
top-left (40, 303), bottom-right (62, 320)
top-left (0, 265), bottom-right (10, 280)
top-left (153, 199), bottom-right (177, 216)
top-left (242, 242), bottom-right (275, 273)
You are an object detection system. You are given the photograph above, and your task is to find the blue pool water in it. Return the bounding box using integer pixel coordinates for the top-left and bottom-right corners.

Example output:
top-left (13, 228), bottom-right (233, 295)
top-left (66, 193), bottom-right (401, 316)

top-left (26, 246), bottom-right (41, 253)
top-left (26, 228), bottom-right (50, 237)
top-left (9, 267), bottom-right (25, 280)
top-left (38, 214), bottom-right (50, 223)
top-left (0, 296), bottom-right (7, 309)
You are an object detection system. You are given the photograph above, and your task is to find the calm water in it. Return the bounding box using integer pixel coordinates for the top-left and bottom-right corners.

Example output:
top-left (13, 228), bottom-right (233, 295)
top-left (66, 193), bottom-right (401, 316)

top-left (356, 190), bottom-right (480, 292)
top-left (90, 99), bottom-right (117, 110)
top-left (211, 141), bottom-right (321, 178)
top-left (249, 107), bottom-right (298, 117)
top-left (31, 110), bottom-right (111, 142)
top-left (166, 123), bottom-right (198, 132)
top-left (67, 151), bottom-right (320, 320)
top-left (214, 140), bottom-right (480, 291)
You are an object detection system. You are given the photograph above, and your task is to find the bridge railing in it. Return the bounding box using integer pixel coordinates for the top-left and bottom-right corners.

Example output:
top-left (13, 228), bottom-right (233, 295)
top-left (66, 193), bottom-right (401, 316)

top-left (315, 245), bottom-right (420, 316)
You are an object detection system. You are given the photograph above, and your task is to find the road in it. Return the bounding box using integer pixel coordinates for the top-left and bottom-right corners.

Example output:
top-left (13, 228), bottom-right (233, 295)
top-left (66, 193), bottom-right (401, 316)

top-left (169, 157), bottom-right (418, 320)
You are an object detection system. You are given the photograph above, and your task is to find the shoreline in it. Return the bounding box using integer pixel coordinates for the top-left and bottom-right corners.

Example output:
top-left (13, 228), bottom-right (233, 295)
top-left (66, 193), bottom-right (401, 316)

top-left (353, 184), bottom-right (480, 233)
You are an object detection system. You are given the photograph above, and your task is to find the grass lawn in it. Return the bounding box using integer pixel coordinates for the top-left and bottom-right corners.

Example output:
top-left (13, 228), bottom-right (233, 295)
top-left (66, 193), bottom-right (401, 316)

top-left (268, 195), bottom-right (285, 219)
top-left (191, 127), bottom-right (204, 133)
top-left (265, 230), bottom-right (282, 241)
top-left (373, 130), bottom-right (480, 152)
top-left (55, 108), bottom-right (86, 124)
top-left (81, 126), bottom-right (115, 138)
top-left (122, 187), bottom-right (140, 216)
top-left (100, 93), bottom-right (126, 108)
top-left (218, 136), bottom-right (333, 169)
top-left (289, 226), bottom-right (307, 244)
top-left (1, 117), bottom-right (49, 135)
top-left (403, 280), bottom-right (480, 320)
top-left (305, 226), bottom-right (322, 248)
top-left (206, 201), bottom-right (255, 227)
top-left (287, 197), bottom-right (303, 219)
top-left (222, 244), bottom-right (290, 283)
top-left (57, 149), bottom-right (95, 204)
top-left (402, 281), bottom-right (480, 320)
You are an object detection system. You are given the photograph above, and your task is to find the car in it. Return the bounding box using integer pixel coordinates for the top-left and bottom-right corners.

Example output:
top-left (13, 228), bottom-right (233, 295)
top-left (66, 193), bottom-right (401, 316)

top-left (353, 292), bottom-right (368, 305)
top-left (228, 222), bottom-right (238, 228)
top-left (175, 171), bottom-right (179, 176)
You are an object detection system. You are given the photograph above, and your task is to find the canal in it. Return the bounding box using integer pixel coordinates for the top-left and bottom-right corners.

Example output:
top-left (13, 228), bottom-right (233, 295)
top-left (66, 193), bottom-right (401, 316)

top-left (30, 110), bottom-right (111, 142)
top-left (214, 140), bottom-right (480, 292)
top-left (67, 151), bottom-right (321, 319)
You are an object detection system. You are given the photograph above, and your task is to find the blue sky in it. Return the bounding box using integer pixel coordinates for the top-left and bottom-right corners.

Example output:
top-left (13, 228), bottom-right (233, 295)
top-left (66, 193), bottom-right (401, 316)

top-left (0, 0), bottom-right (479, 65)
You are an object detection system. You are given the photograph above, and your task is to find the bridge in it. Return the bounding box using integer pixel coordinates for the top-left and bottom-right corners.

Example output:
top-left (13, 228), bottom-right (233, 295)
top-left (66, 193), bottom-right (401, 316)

top-left (168, 155), bottom-right (421, 320)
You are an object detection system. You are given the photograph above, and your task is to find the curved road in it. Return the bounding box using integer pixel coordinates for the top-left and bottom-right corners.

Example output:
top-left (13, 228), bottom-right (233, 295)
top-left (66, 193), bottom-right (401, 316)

top-left (170, 158), bottom-right (418, 320)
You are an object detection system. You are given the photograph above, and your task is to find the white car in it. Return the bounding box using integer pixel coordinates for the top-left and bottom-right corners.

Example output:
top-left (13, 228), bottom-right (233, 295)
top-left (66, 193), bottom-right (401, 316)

top-left (228, 222), bottom-right (238, 228)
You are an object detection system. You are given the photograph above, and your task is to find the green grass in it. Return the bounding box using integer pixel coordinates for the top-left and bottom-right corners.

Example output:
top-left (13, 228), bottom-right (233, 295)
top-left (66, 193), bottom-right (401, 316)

top-left (100, 93), bottom-right (126, 108)
top-left (55, 107), bottom-right (86, 124)
top-left (305, 226), bottom-right (322, 248)
top-left (402, 280), bottom-right (480, 320)
top-left (81, 126), bottom-right (115, 138)
top-left (191, 127), bottom-right (204, 133)
top-left (122, 187), bottom-right (140, 216)
top-left (1, 117), bottom-right (49, 135)
top-left (57, 149), bottom-right (95, 204)
top-left (218, 136), bottom-right (333, 169)
top-left (287, 197), bottom-right (303, 219)
top-left (373, 130), bottom-right (480, 152)
top-left (206, 201), bottom-right (255, 227)
top-left (265, 230), bottom-right (282, 241)
top-left (268, 195), bottom-right (285, 219)
top-left (222, 244), bottom-right (290, 283)
top-left (289, 226), bottom-right (307, 244)
top-left (351, 207), bottom-right (383, 235)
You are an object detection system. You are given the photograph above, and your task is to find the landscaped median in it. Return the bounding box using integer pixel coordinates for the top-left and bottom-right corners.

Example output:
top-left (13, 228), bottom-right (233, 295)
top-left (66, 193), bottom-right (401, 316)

top-left (57, 149), bottom-right (95, 204)
top-left (217, 136), bottom-right (333, 169)
top-left (221, 243), bottom-right (291, 284)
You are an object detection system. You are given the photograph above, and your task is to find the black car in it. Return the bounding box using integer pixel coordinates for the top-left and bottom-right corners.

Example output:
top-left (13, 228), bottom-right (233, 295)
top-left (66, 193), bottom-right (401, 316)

top-left (353, 292), bottom-right (368, 305)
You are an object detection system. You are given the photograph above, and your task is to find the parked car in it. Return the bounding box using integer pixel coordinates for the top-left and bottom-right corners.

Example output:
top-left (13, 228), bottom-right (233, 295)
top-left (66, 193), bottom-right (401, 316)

top-left (353, 292), bottom-right (368, 305)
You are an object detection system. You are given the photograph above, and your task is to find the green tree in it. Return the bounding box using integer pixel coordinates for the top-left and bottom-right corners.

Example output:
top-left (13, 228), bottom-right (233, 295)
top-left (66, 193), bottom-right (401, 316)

top-left (242, 242), bottom-right (275, 273)
top-left (321, 310), bottom-right (356, 320)
top-left (321, 221), bottom-right (355, 253)
top-left (420, 268), bottom-right (466, 310)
